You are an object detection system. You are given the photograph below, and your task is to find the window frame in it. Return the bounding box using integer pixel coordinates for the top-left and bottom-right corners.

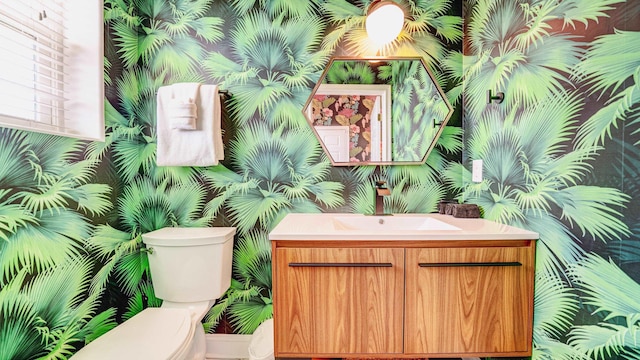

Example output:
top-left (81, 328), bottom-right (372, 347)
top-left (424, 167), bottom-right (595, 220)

top-left (0, 0), bottom-right (104, 141)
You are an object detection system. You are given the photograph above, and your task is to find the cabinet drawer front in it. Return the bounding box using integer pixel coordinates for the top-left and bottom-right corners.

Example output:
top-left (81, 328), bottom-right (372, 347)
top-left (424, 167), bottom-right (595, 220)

top-left (274, 248), bottom-right (404, 356)
top-left (405, 246), bottom-right (535, 356)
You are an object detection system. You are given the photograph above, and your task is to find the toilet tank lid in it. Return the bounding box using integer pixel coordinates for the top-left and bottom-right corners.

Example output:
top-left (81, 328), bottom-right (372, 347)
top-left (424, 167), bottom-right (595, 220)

top-left (142, 227), bottom-right (236, 246)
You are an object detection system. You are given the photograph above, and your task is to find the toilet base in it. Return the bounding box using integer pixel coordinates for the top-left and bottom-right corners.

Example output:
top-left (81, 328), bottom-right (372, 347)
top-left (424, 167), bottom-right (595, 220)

top-left (187, 323), bottom-right (207, 360)
top-left (205, 334), bottom-right (252, 359)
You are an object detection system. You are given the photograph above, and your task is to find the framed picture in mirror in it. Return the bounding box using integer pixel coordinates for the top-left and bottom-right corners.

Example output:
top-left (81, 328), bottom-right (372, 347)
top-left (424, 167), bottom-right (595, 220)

top-left (307, 84), bottom-right (391, 163)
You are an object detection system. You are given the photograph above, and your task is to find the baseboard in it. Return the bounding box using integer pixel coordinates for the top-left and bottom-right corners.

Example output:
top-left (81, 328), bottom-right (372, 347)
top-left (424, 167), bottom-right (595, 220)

top-left (204, 335), bottom-right (481, 360)
top-left (205, 333), bottom-right (252, 359)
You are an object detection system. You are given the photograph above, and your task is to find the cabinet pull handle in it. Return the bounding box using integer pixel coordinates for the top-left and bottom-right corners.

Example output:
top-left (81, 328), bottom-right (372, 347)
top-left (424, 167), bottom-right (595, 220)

top-left (289, 262), bottom-right (393, 268)
top-left (419, 262), bottom-right (522, 267)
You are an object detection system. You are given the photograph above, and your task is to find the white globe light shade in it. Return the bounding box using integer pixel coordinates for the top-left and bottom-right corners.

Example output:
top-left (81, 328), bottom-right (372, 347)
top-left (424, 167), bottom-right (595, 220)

top-left (365, 2), bottom-right (404, 46)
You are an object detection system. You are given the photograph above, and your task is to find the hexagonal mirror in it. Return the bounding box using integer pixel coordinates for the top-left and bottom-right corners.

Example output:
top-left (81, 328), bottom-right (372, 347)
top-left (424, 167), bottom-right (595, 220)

top-left (304, 57), bottom-right (453, 166)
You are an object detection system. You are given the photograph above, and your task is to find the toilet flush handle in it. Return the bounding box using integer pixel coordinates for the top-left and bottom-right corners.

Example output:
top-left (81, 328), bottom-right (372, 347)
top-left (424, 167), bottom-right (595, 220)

top-left (140, 247), bottom-right (154, 255)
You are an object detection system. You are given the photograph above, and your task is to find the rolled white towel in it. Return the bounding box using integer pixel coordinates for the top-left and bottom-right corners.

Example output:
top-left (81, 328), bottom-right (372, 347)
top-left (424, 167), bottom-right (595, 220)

top-left (169, 83), bottom-right (201, 130)
top-left (169, 100), bottom-right (197, 130)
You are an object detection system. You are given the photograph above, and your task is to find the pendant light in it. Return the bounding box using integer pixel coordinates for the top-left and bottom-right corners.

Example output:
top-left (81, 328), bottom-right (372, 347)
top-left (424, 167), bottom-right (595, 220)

top-left (365, 0), bottom-right (404, 46)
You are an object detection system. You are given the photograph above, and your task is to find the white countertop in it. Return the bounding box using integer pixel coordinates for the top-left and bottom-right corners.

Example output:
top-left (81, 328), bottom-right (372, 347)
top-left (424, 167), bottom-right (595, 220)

top-left (269, 213), bottom-right (539, 241)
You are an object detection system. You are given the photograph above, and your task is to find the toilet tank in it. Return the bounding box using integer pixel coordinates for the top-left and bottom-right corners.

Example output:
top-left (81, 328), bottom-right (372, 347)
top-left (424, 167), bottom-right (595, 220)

top-left (142, 227), bottom-right (236, 303)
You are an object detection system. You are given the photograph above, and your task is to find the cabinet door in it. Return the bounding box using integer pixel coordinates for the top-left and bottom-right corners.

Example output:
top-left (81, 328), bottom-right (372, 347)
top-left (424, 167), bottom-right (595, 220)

top-left (405, 244), bottom-right (535, 356)
top-left (274, 247), bottom-right (404, 356)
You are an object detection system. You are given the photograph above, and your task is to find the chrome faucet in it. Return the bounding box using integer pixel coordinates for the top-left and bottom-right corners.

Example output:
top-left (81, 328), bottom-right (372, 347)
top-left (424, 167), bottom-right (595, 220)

top-left (375, 180), bottom-right (391, 215)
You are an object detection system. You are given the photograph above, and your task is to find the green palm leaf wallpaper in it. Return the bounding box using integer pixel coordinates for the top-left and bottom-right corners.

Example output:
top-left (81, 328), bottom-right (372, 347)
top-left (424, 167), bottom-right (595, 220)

top-left (459, 1), bottom-right (640, 359)
top-left (0, 0), bottom-right (638, 358)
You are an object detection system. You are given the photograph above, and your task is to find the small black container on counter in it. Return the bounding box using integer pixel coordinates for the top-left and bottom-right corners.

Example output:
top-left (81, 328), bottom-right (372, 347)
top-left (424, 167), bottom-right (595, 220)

top-left (438, 200), bottom-right (456, 214)
top-left (438, 200), bottom-right (481, 218)
top-left (450, 203), bottom-right (480, 218)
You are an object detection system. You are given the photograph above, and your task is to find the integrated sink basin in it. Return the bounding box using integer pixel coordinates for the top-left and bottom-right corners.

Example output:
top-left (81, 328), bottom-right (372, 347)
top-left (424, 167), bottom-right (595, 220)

top-left (332, 215), bottom-right (461, 231)
top-left (268, 213), bottom-right (540, 241)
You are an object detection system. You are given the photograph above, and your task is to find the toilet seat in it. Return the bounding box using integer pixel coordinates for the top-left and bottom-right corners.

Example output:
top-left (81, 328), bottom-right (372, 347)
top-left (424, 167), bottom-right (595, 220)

top-left (71, 308), bottom-right (194, 360)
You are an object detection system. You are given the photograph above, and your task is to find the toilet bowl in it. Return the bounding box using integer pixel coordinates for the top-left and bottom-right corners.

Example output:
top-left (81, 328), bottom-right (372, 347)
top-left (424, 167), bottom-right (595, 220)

top-left (71, 227), bottom-right (236, 360)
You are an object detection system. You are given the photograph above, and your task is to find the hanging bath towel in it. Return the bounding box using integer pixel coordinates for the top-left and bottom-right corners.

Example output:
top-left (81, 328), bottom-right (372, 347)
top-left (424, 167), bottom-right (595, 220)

top-left (156, 83), bottom-right (224, 166)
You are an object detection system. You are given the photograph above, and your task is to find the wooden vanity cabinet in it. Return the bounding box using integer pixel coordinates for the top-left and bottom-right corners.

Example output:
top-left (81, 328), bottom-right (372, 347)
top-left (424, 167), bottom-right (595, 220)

top-left (272, 240), bottom-right (536, 358)
top-left (405, 244), bottom-right (535, 357)
top-left (273, 247), bottom-right (405, 356)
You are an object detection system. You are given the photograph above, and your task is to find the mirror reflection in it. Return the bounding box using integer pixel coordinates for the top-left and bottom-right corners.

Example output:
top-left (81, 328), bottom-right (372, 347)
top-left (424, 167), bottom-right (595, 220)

top-left (304, 57), bottom-right (453, 165)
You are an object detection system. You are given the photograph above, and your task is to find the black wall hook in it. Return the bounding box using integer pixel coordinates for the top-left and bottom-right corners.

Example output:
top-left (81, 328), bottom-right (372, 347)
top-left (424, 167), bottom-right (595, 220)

top-left (487, 89), bottom-right (505, 104)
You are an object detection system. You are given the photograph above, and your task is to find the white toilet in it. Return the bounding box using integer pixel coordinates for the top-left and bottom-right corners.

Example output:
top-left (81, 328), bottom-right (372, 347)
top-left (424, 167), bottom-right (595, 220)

top-left (71, 227), bottom-right (236, 360)
top-left (248, 318), bottom-right (274, 360)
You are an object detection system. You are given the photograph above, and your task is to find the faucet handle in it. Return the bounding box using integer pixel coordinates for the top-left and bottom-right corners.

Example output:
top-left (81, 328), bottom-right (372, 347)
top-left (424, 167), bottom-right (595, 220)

top-left (374, 180), bottom-right (391, 215)
top-left (375, 180), bottom-right (391, 197)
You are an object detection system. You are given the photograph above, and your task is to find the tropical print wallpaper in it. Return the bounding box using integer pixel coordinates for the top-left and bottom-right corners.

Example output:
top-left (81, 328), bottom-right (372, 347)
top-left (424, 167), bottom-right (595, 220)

top-left (458, 1), bottom-right (640, 359)
top-left (0, 1), bottom-right (638, 360)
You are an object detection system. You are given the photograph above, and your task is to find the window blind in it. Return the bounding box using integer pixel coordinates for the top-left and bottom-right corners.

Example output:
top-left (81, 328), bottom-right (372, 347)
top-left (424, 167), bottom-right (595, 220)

top-left (0, 1), bottom-right (70, 131)
top-left (0, 0), bottom-right (103, 141)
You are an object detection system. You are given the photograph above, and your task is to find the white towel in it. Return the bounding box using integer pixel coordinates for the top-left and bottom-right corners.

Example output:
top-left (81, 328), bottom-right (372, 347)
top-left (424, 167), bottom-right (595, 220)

top-left (169, 101), bottom-right (197, 129)
top-left (156, 84), bottom-right (224, 166)
top-left (169, 83), bottom-right (200, 130)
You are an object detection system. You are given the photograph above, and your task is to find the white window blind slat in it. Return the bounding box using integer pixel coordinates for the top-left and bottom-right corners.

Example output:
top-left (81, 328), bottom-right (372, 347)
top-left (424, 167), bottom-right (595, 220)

top-left (0, 79), bottom-right (69, 103)
top-left (0, 70), bottom-right (68, 96)
top-left (0, 4), bottom-right (67, 44)
top-left (0, 30), bottom-right (70, 58)
top-left (0, 25), bottom-right (68, 54)
top-left (0, 1), bottom-right (67, 26)
top-left (0, 45), bottom-right (68, 80)
top-left (0, 106), bottom-right (68, 126)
